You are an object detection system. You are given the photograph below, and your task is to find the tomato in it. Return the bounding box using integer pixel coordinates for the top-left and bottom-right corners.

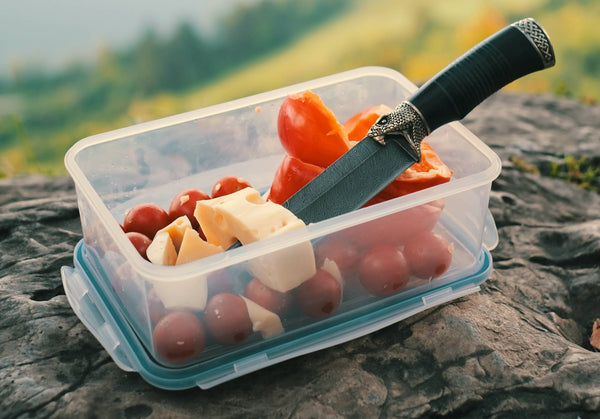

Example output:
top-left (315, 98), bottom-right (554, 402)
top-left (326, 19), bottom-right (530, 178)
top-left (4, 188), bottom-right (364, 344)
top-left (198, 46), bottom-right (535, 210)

top-left (205, 293), bottom-right (253, 345)
top-left (377, 142), bottom-right (453, 197)
top-left (147, 288), bottom-right (168, 327)
top-left (358, 245), bottom-right (410, 296)
top-left (211, 176), bottom-right (252, 198)
top-left (244, 277), bottom-right (292, 315)
top-left (343, 104), bottom-right (393, 142)
top-left (152, 311), bottom-right (205, 363)
top-left (403, 232), bottom-right (454, 279)
top-left (338, 200), bottom-right (444, 250)
top-left (314, 237), bottom-right (361, 278)
top-left (278, 90), bottom-right (350, 168)
top-left (123, 203), bottom-right (170, 239)
top-left (297, 268), bottom-right (342, 318)
top-left (267, 154), bottom-right (324, 204)
top-left (125, 231), bottom-right (152, 260)
top-left (168, 188), bottom-right (210, 231)
top-left (206, 269), bottom-right (235, 297)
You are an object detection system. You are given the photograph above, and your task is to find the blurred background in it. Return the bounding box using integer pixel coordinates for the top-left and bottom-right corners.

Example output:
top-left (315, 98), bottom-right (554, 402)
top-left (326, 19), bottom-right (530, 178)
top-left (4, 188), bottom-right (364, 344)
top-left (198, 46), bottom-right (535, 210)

top-left (1, 0), bottom-right (598, 177)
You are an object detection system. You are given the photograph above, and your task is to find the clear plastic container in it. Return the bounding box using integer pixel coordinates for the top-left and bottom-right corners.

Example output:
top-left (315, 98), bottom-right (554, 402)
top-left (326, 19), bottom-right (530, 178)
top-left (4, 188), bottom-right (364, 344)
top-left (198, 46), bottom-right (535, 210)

top-left (61, 66), bottom-right (501, 390)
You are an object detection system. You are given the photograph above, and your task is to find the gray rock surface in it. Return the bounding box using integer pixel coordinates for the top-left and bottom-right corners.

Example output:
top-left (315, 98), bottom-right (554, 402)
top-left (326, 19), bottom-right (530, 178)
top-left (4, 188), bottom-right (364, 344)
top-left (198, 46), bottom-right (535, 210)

top-left (1, 92), bottom-right (600, 418)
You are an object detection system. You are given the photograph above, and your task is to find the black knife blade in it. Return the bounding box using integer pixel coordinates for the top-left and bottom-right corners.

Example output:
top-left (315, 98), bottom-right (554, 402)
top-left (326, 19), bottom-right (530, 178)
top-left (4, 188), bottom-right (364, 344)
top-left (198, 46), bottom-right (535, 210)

top-left (282, 17), bottom-right (555, 225)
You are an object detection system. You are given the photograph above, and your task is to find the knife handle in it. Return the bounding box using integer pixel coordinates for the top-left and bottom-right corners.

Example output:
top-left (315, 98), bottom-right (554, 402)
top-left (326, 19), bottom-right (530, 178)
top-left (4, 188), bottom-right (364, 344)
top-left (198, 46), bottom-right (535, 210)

top-left (409, 18), bottom-right (555, 133)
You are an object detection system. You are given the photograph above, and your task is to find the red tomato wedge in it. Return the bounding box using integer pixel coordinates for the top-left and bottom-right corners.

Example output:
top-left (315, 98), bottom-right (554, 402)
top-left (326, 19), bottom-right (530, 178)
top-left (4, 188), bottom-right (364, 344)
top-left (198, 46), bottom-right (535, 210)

top-left (343, 104), bottom-right (392, 142)
top-left (377, 142), bottom-right (453, 198)
top-left (278, 90), bottom-right (350, 168)
top-left (343, 104), bottom-right (453, 198)
top-left (267, 154), bottom-right (324, 204)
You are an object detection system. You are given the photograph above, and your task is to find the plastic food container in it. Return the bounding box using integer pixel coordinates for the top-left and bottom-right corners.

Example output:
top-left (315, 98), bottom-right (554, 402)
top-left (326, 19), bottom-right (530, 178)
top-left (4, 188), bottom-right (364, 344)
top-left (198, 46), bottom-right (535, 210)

top-left (61, 66), bottom-right (501, 390)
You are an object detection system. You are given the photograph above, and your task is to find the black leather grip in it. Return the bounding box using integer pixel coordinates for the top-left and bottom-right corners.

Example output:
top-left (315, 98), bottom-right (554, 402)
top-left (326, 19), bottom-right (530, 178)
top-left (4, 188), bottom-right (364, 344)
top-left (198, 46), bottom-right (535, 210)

top-left (409, 18), bottom-right (555, 133)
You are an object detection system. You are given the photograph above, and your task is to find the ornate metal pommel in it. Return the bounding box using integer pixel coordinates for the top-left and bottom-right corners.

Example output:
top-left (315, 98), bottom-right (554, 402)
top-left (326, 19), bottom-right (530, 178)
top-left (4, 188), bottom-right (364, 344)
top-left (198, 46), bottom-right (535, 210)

top-left (367, 101), bottom-right (430, 161)
top-left (512, 18), bottom-right (555, 68)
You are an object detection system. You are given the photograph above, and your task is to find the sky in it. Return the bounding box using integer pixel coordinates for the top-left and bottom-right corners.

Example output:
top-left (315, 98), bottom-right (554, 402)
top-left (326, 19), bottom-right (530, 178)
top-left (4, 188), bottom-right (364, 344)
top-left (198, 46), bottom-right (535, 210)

top-left (0, 0), bottom-right (256, 76)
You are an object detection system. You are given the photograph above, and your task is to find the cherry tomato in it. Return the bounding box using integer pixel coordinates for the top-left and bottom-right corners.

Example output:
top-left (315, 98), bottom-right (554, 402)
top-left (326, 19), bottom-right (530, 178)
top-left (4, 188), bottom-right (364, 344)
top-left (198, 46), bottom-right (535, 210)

top-left (358, 245), bottom-right (410, 296)
top-left (267, 154), bottom-right (324, 204)
top-left (211, 176), bottom-right (252, 198)
top-left (403, 232), bottom-right (454, 279)
top-left (168, 188), bottom-right (210, 231)
top-left (205, 293), bottom-right (253, 345)
top-left (206, 269), bottom-right (235, 297)
top-left (125, 231), bottom-right (152, 260)
top-left (278, 90), bottom-right (350, 168)
top-left (297, 269), bottom-right (342, 318)
top-left (314, 237), bottom-right (361, 278)
top-left (343, 104), bottom-right (393, 143)
top-left (244, 277), bottom-right (292, 315)
top-left (147, 288), bottom-right (168, 327)
top-left (338, 201), bottom-right (443, 250)
top-left (152, 311), bottom-right (205, 363)
top-left (123, 203), bottom-right (170, 239)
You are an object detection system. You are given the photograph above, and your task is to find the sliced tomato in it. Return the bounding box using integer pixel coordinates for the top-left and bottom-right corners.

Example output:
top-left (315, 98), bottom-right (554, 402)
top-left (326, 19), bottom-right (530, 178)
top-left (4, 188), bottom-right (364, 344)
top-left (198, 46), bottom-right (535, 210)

top-left (278, 90), bottom-right (350, 168)
top-left (343, 104), bottom-right (392, 142)
top-left (268, 154), bottom-right (324, 204)
top-left (376, 142), bottom-right (453, 198)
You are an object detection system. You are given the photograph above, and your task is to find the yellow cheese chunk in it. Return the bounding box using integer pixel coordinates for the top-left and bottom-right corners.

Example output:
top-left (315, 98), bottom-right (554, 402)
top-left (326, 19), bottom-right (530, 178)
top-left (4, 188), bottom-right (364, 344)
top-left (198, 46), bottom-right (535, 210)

top-left (146, 231), bottom-right (177, 266)
top-left (241, 296), bottom-right (284, 338)
top-left (157, 215), bottom-right (191, 251)
top-left (194, 187), bottom-right (305, 248)
top-left (176, 228), bottom-right (224, 265)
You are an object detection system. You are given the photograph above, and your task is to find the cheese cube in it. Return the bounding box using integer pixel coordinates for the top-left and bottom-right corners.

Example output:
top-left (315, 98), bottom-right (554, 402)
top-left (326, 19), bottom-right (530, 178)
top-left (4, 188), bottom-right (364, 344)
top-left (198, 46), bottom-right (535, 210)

top-left (195, 187), bottom-right (316, 291)
top-left (176, 228), bottom-right (224, 265)
top-left (157, 215), bottom-right (191, 251)
top-left (194, 187), bottom-right (305, 247)
top-left (146, 231), bottom-right (177, 266)
top-left (152, 276), bottom-right (208, 311)
top-left (241, 296), bottom-right (284, 339)
top-left (248, 240), bottom-right (316, 292)
top-left (321, 258), bottom-right (343, 287)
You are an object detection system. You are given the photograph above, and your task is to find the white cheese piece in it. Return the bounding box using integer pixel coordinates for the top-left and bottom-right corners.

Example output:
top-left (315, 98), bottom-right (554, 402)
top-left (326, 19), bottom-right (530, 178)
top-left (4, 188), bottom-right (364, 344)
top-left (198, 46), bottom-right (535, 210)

top-left (152, 276), bottom-right (208, 311)
top-left (241, 296), bottom-right (284, 339)
top-left (146, 231), bottom-right (177, 266)
top-left (157, 215), bottom-right (191, 251)
top-left (321, 258), bottom-right (343, 287)
top-left (194, 187), bottom-right (305, 247)
top-left (195, 187), bottom-right (316, 292)
top-left (247, 240), bottom-right (316, 292)
top-left (176, 228), bottom-right (224, 265)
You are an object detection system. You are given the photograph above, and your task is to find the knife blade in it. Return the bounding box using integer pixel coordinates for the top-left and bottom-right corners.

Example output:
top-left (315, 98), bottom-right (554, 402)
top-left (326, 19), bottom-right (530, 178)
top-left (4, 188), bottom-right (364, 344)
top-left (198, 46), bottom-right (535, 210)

top-left (282, 17), bottom-right (555, 225)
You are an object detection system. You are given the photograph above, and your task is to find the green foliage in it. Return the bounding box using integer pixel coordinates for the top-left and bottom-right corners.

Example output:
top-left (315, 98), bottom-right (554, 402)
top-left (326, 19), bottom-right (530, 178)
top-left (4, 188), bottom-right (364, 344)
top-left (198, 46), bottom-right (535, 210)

top-left (537, 156), bottom-right (600, 192)
top-left (0, 0), bottom-right (348, 177)
top-left (1, 0), bottom-right (599, 177)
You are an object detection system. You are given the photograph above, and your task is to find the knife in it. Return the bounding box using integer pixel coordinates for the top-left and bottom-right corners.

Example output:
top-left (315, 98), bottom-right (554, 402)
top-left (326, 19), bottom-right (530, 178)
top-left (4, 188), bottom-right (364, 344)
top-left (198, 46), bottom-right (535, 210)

top-left (282, 17), bottom-right (555, 225)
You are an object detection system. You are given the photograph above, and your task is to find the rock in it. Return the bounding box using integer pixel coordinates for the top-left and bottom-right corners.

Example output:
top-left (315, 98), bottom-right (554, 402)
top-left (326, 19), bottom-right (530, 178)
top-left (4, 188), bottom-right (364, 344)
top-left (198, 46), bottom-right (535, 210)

top-left (2, 93), bottom-right (600, 418)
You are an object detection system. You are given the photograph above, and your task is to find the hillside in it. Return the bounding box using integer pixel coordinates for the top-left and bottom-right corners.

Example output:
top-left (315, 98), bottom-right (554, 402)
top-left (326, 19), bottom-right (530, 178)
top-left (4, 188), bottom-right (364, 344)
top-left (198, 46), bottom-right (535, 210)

top-left (1, 0), bottom-right (599, 176)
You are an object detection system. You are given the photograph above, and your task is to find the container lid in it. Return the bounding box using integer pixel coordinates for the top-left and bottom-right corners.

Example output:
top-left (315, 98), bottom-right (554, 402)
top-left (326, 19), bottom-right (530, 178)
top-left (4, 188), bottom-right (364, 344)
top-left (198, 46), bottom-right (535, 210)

top-left (62, 239), bottom-right (493, 390)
